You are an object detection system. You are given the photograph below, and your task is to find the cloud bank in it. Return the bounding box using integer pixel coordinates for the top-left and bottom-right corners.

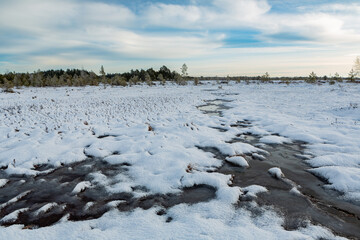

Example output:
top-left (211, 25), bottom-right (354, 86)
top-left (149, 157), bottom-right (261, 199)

top-left (0, 0), bottom-right (359, 75)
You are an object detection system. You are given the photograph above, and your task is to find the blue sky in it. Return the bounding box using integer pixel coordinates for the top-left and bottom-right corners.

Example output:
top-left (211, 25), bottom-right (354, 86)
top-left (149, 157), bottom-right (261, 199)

top-left (0, 0), bottom-right (360, 76)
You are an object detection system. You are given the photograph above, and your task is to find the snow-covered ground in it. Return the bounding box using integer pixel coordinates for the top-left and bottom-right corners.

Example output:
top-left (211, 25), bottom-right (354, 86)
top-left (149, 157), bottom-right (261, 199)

top-left (221, 82), bottom-right (360, 202)
top-left (0, 81), bottom-right (359, 239)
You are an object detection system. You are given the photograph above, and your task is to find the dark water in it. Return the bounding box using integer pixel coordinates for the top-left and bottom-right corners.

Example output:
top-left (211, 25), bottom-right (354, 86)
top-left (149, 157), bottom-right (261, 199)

top-left (198, 98), bottom-right (360, 239)
top-left (0, 159), bottom-right (215, 228)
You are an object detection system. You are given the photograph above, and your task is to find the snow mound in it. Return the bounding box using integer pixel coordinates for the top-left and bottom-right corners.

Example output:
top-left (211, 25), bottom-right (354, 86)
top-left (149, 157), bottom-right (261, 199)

top-left (225, 156), bottom-right (249, 167)
top-left (72, 181), bottom-right (92, 194)
top-left (290, 187), bottom-right (302, 196)
top-left (35, 203), bottom-right (58, 216)
top-left (268, 167), bottom-right (285, 179)
top-left (243, 185), bottom-right (268, 198)
top-left (260, 135), bottom-right (292, 144)
top-left (310, 166), bottom-right (360, 198)
top-left (1, 208), bottom-right (29, 223)
top-left (0, 179), bottom-right (9, 188)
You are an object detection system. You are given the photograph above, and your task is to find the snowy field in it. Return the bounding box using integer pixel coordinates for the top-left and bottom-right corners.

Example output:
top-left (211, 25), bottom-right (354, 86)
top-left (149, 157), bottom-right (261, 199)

top-left (0, 82), bottom-right (359, 239)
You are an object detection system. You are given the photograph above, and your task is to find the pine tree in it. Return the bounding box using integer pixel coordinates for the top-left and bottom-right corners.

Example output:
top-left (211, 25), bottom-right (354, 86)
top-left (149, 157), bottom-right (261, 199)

top-left (348, 69), bottom-right (356, 82)
top-left (145, 72), bottom-right (153, 86)
top-left (194, 77), bottom-right (199, 86)
top-left (181, 64), bottom-right (188, 77)
top-left (261, 72), bottom-right (270, 82)
top-left (306, 72), bottom-right (317, 83)
top-left (157, 73), bottom-right (165, 85)
top-left (100, 65), bottom-right (106, 83)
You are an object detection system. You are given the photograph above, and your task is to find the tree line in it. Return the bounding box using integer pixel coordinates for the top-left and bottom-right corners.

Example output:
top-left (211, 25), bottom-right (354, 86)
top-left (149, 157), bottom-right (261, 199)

top-left (0, 65), bottom-right (190, 92)
top-left (1, 58), bottom-right (360, 92)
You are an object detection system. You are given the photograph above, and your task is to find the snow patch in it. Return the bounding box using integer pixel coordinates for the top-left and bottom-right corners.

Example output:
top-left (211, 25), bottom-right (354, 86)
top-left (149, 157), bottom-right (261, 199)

top-left (1, 208), bottom-right (29, 223)
top-left (260, 135), bottom-right (292, 144)
top-left (243, 185), bottom-right (268, 198)
top-left (268, 167), bottom-right (284, 179)
top-left (0, 179), bottom-right (9, 188)
top-left (225, 156), bottom-right (249, 167)
top-left (72, 181), bottom-right (92, 194)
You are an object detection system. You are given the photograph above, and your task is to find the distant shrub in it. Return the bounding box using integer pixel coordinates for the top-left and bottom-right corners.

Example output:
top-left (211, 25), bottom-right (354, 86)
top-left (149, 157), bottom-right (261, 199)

top-left (174, 73), bottom-right (187, 85)
top-left (333, 72), bottom-right (342, 82)
top-left (112, 75), bottom-right (127, 87)
top-left (157, 74), bottom-right (165, 85)
top-left (194, 77), bottom-right (199, 86)
top-left (129, 76), bottom-right (139, 86)
top-left (261, 72), bottom-right (270, 82)
top-left (145, 73), bottom-right (153, 86)
top-left (306, 72), bottom-right (317, 84)
top-left (348, 69), bottom-right (356, 82)
top-left (2, 78), bottom-right (15, 93)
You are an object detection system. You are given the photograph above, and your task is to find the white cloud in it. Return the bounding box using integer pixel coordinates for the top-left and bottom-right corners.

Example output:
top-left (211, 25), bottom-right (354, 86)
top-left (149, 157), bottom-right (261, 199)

top-left (1, 0), bottom-right (360, 75)
top-left (0, 0), bottom-right (224, 58)
top-left (0, 0), bottom-right (76, 33)
top-left (81, 2), bottom-right (136, 26)
top-left (82, 26), bottom-right (223, 58)
top-left (143, 0), bottom-right (271, 29)
top-left (142, 1), bottom-right (360, 44)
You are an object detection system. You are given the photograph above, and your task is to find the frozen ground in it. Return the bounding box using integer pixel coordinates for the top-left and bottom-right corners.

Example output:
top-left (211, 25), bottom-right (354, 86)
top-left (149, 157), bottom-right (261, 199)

top-left (0, 82), bottom-right (359, 239)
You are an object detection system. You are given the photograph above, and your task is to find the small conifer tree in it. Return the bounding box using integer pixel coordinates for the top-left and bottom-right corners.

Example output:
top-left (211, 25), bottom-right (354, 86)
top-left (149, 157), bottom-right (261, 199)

top-left (348, 69), bottom-right (356, 82)
top-left (306, 72), bottom-right (317, 83)
top-left (261, 72), bottom-right (270, 82)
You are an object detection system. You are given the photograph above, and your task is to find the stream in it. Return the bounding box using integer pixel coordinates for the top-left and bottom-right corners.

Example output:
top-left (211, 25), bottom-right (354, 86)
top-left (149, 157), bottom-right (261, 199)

top-left (197, 95), bottom-right (360, 239)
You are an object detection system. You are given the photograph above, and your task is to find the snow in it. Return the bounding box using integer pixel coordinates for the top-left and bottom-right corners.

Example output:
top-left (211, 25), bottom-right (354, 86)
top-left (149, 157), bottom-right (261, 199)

top-left (225, 156), bottom-right (249, 167)
top-left (252, 152), bottom-right (267, 161)
top-left (1, 208), bottom-right (29, 223)
top-left (0, 206), bottom-right (345, 240)
top-left (0, 191), bottom-right (31, 210)
top-left (268, 167), bottom-right (284, 179)
top-left (243, 185), bottom-right (268, 198)
top-left (107, 200), bottom-right (126, 208)
top-left (0, 179), bottom-right (8, 188)
top-left (0, 82), bottom-right (359, 238)
top-left (306, 153), bottom-right (360, 168)
top-left (35, 203), bottom-right (58, 216)
top-left (84, 202), bottom-right (94, 211)
top-left (290, 187), bottom-right (302, 196)
top-left (72, 181), bottom-right (92, 194)
top-left (222, 82), bottom-right (360, 201)
top-left (260, 135), bottom-right (292, 144)
top-left (310, 166), bottom-right (360, 197)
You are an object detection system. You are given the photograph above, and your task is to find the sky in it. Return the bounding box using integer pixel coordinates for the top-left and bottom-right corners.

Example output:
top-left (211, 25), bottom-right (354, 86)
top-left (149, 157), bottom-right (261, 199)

top-left (1, 0), bottom-right (360, 76)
